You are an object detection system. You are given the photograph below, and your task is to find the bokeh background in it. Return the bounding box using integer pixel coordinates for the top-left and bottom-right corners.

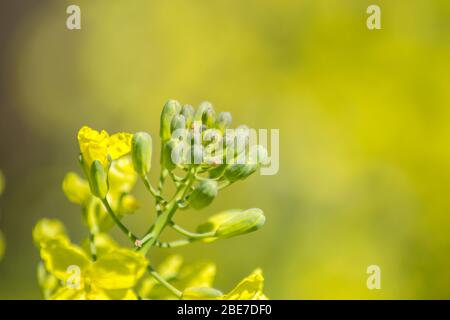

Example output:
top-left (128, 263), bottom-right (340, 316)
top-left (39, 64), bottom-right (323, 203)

top-left (1, 0), bottom-right (450, 299)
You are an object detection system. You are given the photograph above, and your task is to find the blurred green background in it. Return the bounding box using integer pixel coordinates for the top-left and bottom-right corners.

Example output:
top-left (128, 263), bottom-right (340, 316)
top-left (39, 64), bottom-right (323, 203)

top-left (1, 0), bottom-right (450, 299)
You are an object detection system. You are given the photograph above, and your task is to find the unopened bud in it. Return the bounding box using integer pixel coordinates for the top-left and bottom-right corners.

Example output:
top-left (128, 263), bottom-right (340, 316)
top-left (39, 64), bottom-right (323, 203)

top-left (162, 139), bottom-right (185, 171)
top-left (194, 101), bottom-right (214, 123)
top-left (215, 112), bottom-right (232, 132)
top-left (89, 160), bottom-right (109, 199)
top-left (224, 163), bottom-right (257, 182)
top-left (203, 108), bottom-right (216, 128)
top-left (189, 180), bottom-right (218, 210)
top-left (181, 104), bottom-right (195, 128)
top-left (160, 100), bottom-right (181, 141)
top-left (216, 208), bottom-right (265, 238)
top-left (131, 132), bottom-right (152, 176)
top-left (171, 114), bottom-right (186, 133)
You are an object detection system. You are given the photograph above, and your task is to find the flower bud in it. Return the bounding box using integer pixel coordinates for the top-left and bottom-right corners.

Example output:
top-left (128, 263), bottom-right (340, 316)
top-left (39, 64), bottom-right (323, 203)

top-left (161, 139), bottom-right (185, 171)
top-left (189, 180), bottom-right (218, 210)
top-left (216, 208), bottom-right (265, 238)
top-left (182, 287), bottom-right (223, 300)
top-left (170, 114), bottom-right (186, 133)
top-left (131, 132), bottom-right (152, 176)
top-left (249, 145), bottom-right (268, 165)
top-left (181, 104), bottom-right (195, 128)
top-left (194, 101), bottom-right (214, 123)
top-left (89, 160), bottom-right (109, 199)
top-left (224, 163), bottom-right (257, 182)
top-left (215, 112), bottom-right (232, 132)
top-left (203, 108), bottom-right (216, 128)
top-left (188, 144), bottom-right (204, 165)
top-left (160, 100), bottom-right (181, 141)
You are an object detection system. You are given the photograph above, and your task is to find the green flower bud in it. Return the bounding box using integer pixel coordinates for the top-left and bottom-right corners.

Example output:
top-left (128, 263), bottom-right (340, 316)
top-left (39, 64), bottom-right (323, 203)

top-left (189, 180), bottom-right (218, 210)
top-left (216, 208), bottom-right (265, 238)
top-left (171, 114), bottom-right (186, 133)
top-left (160, 99), bottom-right (181, 141)
top-left (131, 132), bottom-right (152, 176)
top-left (182, 287), bottom-right (223, 300)
top-left (162, 139), bottom-right (185, 171)
top-left (194, 101), bottom-right (214, 123)
top-left (224, 163), bottom-right (257, 182)
top-left (215, 112), bottom-right (232, 132)
top-left (203, 108), bottom-right (216, 128)
top-left (188, 144), bottom-right (204, 165)
top-left (181, 104), bottom-right (195, 128)
top-left (89, 160), bottom-right (109, 199)
top-left (249, 145), bottom-right (268, 165)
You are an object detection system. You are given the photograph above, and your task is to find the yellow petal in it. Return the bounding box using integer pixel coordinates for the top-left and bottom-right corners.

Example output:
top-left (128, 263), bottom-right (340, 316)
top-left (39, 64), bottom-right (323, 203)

top-left (87, 287), bottom-right (138, 300)
top-left (40, 239), bottom-right (90, 282)
top-left (222, 269), bottom-right (267, 300)
top-left (108, 156), bottom-right (137, 195)
top-left (82, 232), bottom-right (118, 258)
top-left (77, 126), bottom-right (109, 167)
top-left (51, 287), bottom-right (87, 300)
top-left (108, 132), bottom-right (132, 160)
top-left (33, 219), bottom-right (69, 248)
top-left (62, 172), bottom-right (91, 205)
top-left (90, 248), bottom-right (148, 290)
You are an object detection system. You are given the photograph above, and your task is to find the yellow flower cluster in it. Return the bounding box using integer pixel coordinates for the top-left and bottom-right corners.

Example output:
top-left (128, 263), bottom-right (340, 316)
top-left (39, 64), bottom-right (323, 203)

top-left (33, 100), bottom-right (269, 300)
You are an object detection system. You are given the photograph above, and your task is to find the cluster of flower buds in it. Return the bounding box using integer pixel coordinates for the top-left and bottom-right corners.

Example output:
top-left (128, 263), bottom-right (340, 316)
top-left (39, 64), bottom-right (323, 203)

top-left (140, 100), bottom-right (268, 212)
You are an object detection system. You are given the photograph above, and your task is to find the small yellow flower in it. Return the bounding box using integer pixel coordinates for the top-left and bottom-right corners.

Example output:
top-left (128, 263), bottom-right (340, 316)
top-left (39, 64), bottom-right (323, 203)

top-left (41, 239), bottom-right (147, 300)
top-left (77, 126), bottom-right (132, 168)
top-left (222, 269), bottom-right (268, 300)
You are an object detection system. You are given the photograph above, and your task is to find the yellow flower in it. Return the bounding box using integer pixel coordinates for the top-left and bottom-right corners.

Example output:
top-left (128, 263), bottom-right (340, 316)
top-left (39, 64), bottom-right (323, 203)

top-left (33, 219), bottom-right (147, 300)
top-left (222, 269), bottom-right (268, 300)
top-left (182, 269), bottom-right (268, 300)
top-left (137, 255), bottom-right (217, 300)
top-left (77, 126), bottom-right (132, 168)
top-left (41, 239), bottom-right (147, 300)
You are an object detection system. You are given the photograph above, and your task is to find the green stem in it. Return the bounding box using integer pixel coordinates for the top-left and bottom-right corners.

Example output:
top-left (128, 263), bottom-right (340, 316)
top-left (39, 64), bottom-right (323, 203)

top-left (101, 198), bottom-right (138, 243)
top-left (141, 174), bottom-right (163, 201)
top-left (138, 167), bottom-right (197, 254)
top-left (147, 265), bottom-right (182, 298)
top-left (88, 231), bottom-right (97, 261)
top-left (170, 222), bottom-right (215, 239)
top-left (155, 239), bottom-right (192, 248)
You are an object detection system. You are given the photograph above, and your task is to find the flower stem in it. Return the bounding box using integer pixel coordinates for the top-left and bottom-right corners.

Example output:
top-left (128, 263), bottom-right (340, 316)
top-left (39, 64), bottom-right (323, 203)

top-left (138, 167), bottom-right (197, 254)
top-left (170, 222), bottom-right (215, 239)
top-left (101, 198), bottom-right (138, 243)
top-left (155, 239), bottom-right (192, 248)
top-left (147, 265), bottom-right (182, 298)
